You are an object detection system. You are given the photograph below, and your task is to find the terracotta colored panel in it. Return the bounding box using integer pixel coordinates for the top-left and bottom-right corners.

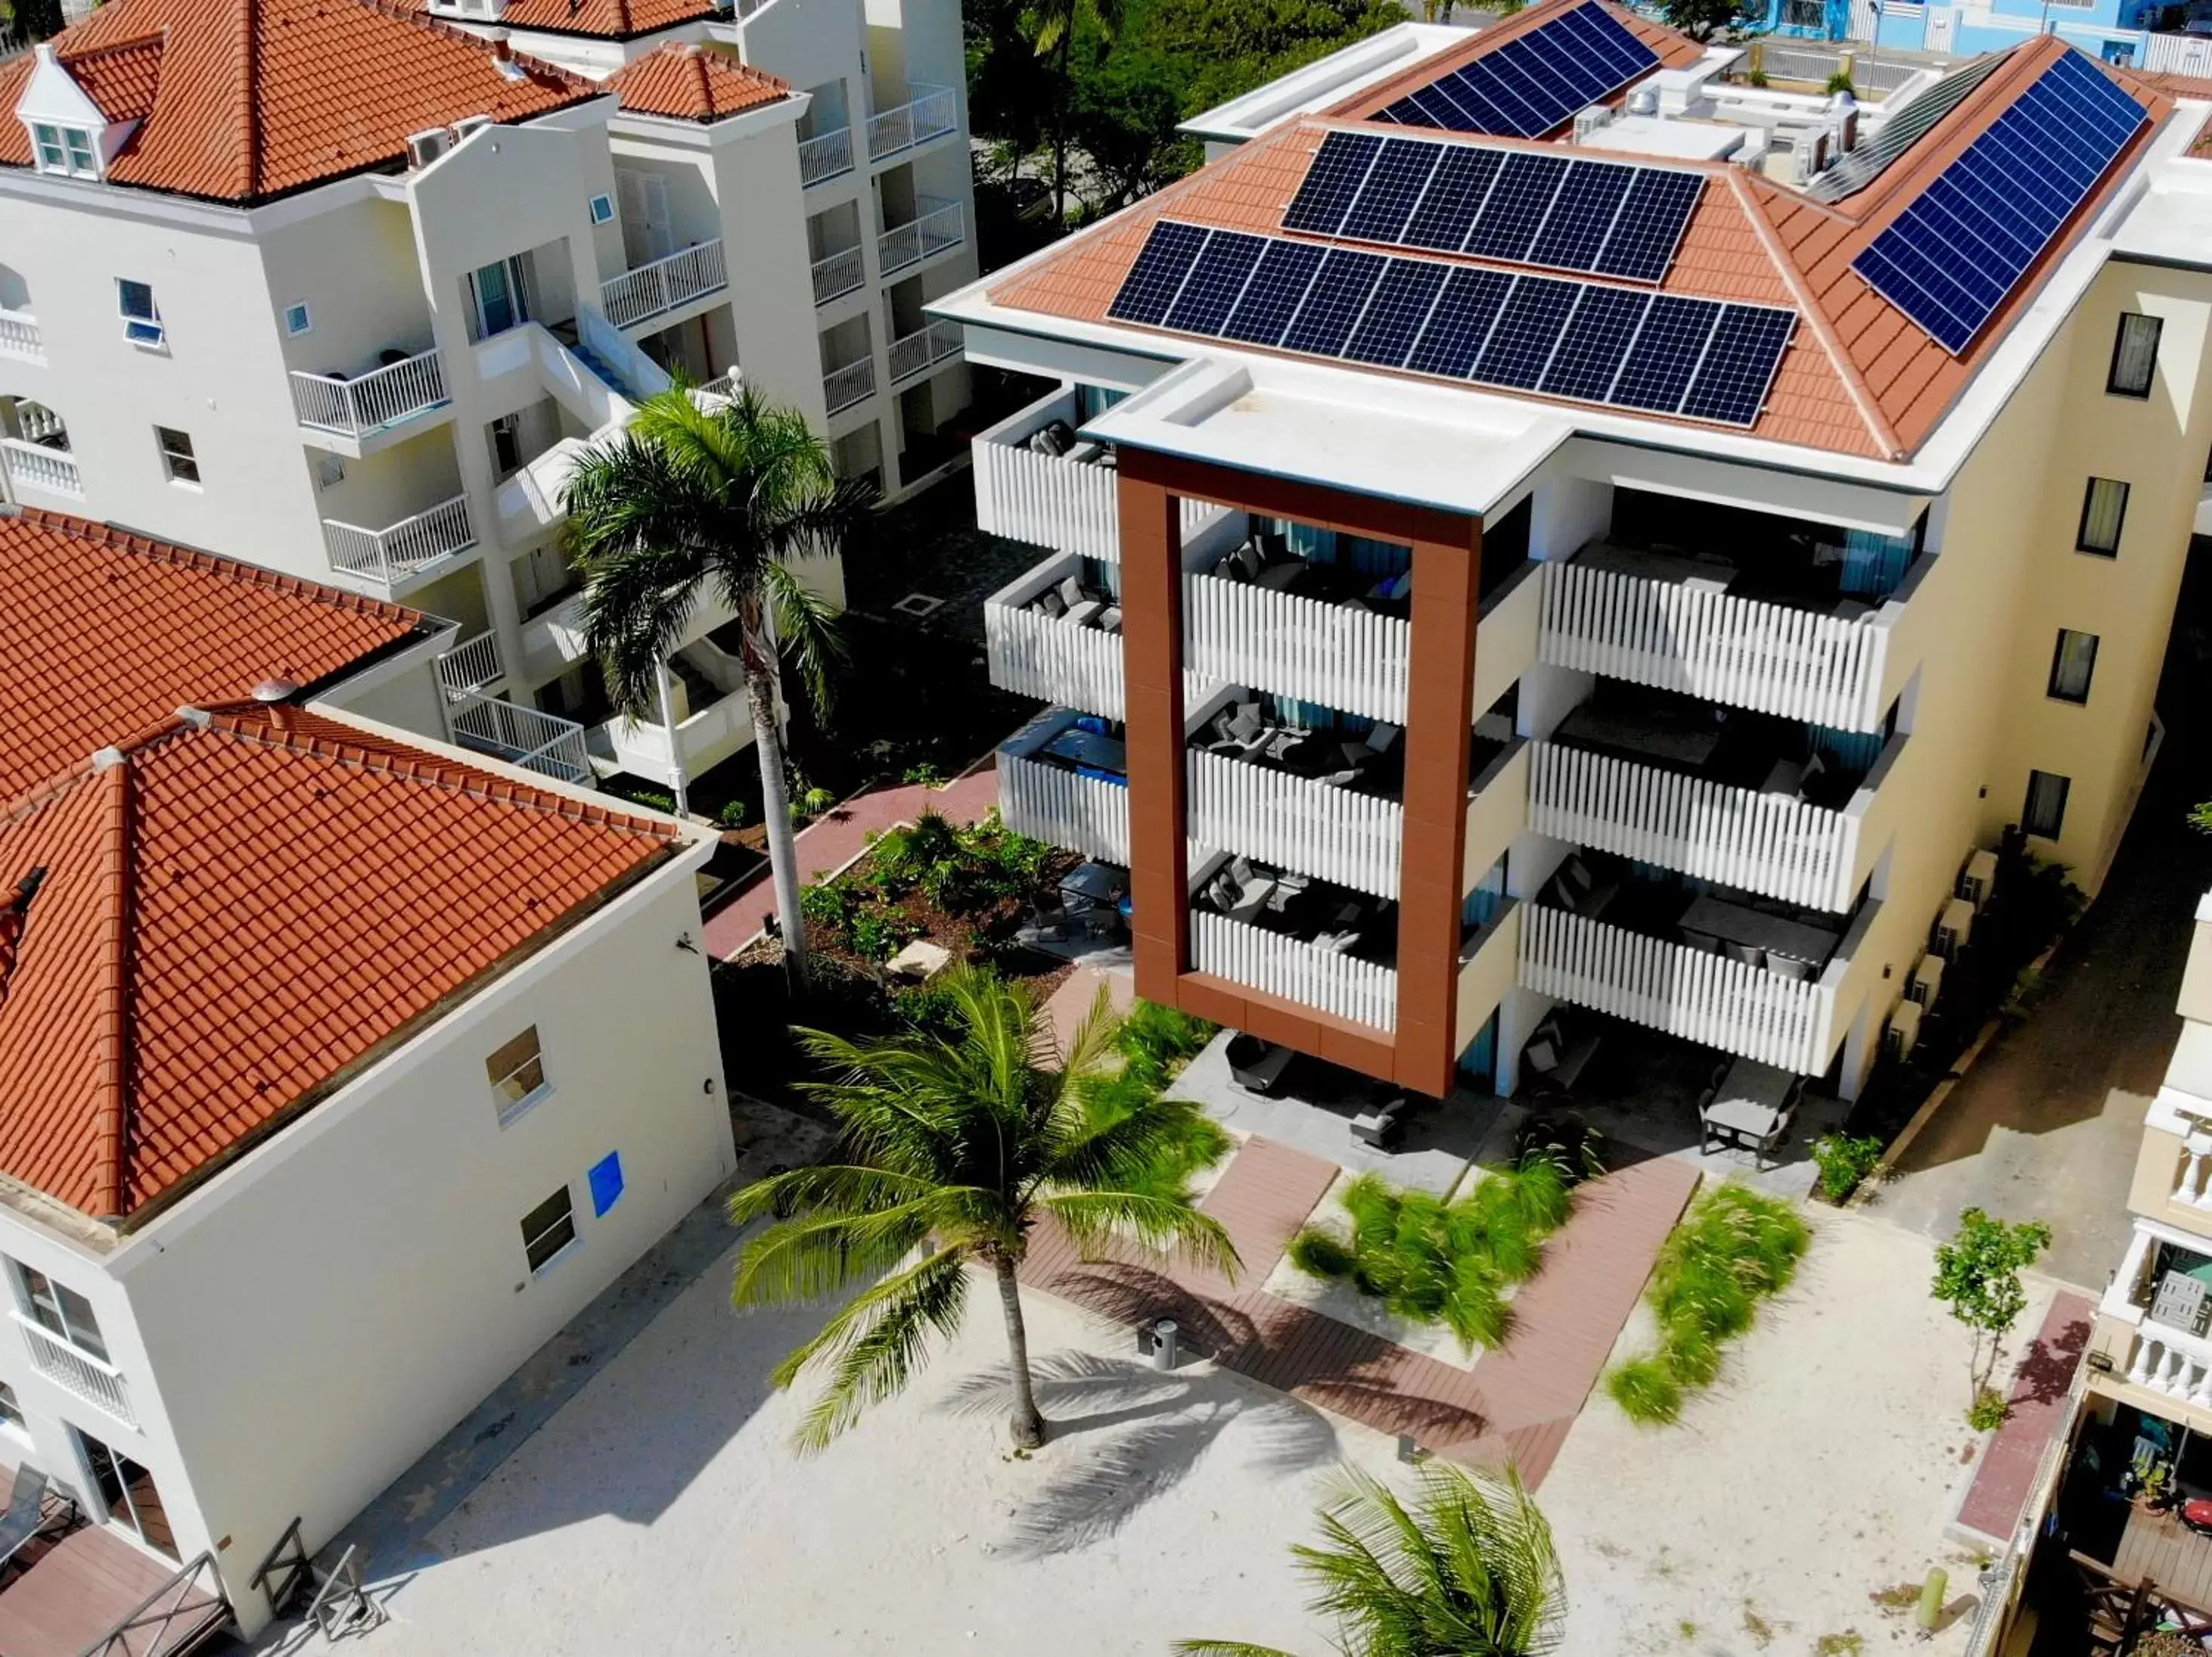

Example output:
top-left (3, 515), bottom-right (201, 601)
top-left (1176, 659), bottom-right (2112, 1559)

top-left (1120, 478), bottom-right (1190, 982)
top-left (1174, 973), bottom-right (1250, 1031)
top-left (1318, 1017), bottom-right (1397, 1081)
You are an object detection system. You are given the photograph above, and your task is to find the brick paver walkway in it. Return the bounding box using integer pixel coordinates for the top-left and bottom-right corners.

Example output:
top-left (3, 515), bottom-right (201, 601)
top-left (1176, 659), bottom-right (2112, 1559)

top-left (1021, 1136), bottom-right (1698, 1486)
top-left (700, 762), bottom-right (999, 958)
top-left (1955, 1289), bottom-right (2095, 1542)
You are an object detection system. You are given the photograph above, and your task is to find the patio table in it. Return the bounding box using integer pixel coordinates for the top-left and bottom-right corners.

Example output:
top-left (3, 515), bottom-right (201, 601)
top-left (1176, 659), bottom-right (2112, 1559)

top-left (1701, 1057), bottom-right (1803, 1167)
top-left (1554, 705), bottom-right (1721, 770)
top-left (1061, 861), bottom-right (1128, 912)
top-left (1678, 894), bottom-right (1840, 969)
top-left (1044, 728), bottom-right (1127, 773)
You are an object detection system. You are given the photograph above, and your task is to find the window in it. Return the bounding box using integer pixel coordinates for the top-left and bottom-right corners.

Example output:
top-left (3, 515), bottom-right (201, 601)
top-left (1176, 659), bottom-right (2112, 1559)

top-left (2109, 312), bottom-right (2161, 398)
top-left (30, 122), bottom-right (96, 177)
top-left (486, 1026), bottom-right (548, 1126)
top-left (283, 302), bottom-right (312, 337)
top-left (466, 257), bottom-right (529, 340)
top-left (155, 426), bottom-right (198, 485)
top-left (0, 1382), bottom-right (23, 1433)
top-left (2048, 629), bottom-right (2100, 704)
top-left (2078, 477), bottom-right (2129, 556)
top-left (2023, 770), bottom-right (2071, 841)
top-left (489, 413), bottom-right (522, 477)
top-left (115, 279), bottom-right (163, 347)
top-left (14, 1264), bottom-right (106, 1362)
top-left (74, 1429), bottom-right (175, 1559)
top-left (588, 193), bottom-right (615, 225)
top-left (520, 1185), bottom-right (577, 1274)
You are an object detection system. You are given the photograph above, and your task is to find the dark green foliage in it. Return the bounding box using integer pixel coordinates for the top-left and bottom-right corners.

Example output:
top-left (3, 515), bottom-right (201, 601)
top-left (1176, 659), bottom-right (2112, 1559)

top-left (1932, 1207), bottom-right (2051, 1410)
top-left (1604, 1354), bottom-right (1684, 1427)
top-left (715, 799), bottom-right (749, 829)
top-left (1660, 0), bottom-right (1761, 39)
top-left (1118, 999), bottom-right (1217, 1088)
top-left (1809, 1131), bottom-right (1884, 1202)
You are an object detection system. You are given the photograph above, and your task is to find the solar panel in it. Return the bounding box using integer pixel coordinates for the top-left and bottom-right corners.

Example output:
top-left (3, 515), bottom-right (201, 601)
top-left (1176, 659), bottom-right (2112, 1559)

top-left (1281, 131), bottom-right (1383, 235)
top-left (1476, 275), bottom-right (1582, 389)
top-left (1680, 304), bottom-right (1798, 426)
top-left (1406, 266), bottom-right (1515, 377)
top-left (1609, 294), bottom-right (1720, 413)
top-left (1281, 248), bottom-right (1388, 355)
top-left (1851, 51), bottom-right (2148, 355)
top-left (1594, 168), bottom-right (1705, 281)
top-left (1343, 259), bottom-right (1449, 365)
top-left (1220, 238), bottom-right (1328, 346)
top-left (1378, 0), bottom-right (1660, 137)
top-left (1463, 152), bottom-right (1571, 261)
top-left (1528, 158), bottom-right (1635, 272)
top-left (1400, 146), bottom-right (1504, 251)
top-left (1164, 230), bottom-right (1266, 335)
top-left (1338, 140), bottom-right (1441, 244)
top-left (1539, 283), bottom-right (1651, 401)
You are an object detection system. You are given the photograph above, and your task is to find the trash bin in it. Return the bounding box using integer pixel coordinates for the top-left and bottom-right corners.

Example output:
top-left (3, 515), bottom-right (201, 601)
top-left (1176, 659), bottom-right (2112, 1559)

top-left (1151, 1318), bottom-right (1179, 1372)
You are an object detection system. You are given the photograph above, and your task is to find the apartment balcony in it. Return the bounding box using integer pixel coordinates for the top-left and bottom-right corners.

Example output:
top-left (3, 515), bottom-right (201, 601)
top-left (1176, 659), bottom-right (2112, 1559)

top-left (866, 84), bottom-right (958, 164)
top-left (997, 707), bottom-right (1130, 865)
top-left (2096, 1225), bottom-right (2212, 1423)
top-left (0, 436), bottom-right (79, 500)
top-left (586, 634), bottom-right (755, 779)
top-left (321, 493), bottom-right (478, 598)
top-left (888, 318), bottom-right (962, 386)
top-left (1537, 541), bottom-right (1925, 734)
top-left (290, 346), bottom-right (451, 454)
top-left (601, 238), bottom-right (728, 331)
top-left (812, 245), bottom-right (866, 308)
top-left (14, 1316), bottom-right (132, 1426)
top-left (798, 125), bottom-right (856, 188)
top-left (823, 354), bottom-right (876, 417)
top-left (435, 632), bottom-right (506, 699)
top-left (1457, 894), bottom-right (1522, 1060)
top-left (876, 198), bottom-right (964, 281)
top-left (0, 306), bottom-right (42, 364)
top-left (1190, 851), bottom-right (1398, 1031)
top-left (448, 693), bottom-right (593, 787)
top-left (1186, 545), bottom-right (1413, 725)
top-left (985, 551), bottom-right (1127, 719)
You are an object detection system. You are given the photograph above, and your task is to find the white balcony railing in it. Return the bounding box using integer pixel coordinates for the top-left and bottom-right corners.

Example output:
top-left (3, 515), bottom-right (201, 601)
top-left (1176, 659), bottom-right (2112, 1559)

top-left (2123, 1322), bottom-right (2212, 1411)
top-left (973, 386), bottom-right (1228, 562)
top-left (435, 632), bottom-right (506, 699)
top-left (866, 84), bottom-right (958, 161)
top-left (876, 198), bottom-right (964, 281)
top-left (449, 693), bottom-right (592, 786)
top-left (601, 238), bottom-right (728, 330)
top-left (291, 348), bottom-right (449, 438)
top-left (0, 306), bottom-right (43, 363)
top-left (888, 318), bottom-right (963, 385)
top-left (1527, 742), bottom-right (1861, 913)
top-left (1518, 904), bottom-right (1837, 1074)
top-left (1539, 559), bottom-right (1893, 733)
top-left (323, 493), bottom-right (476, 591)
top-left (1191, 909), bottom-right (1397, 1031)
top-left (1188, 749), bottom-right (1401, 900)
top-left (1, 437), bottom-right (80, 499)
top-left (798, 126), bottom-right (856, 186)
top-left (812, 246), bottom-right (866, 308)
top-left (1185, 574), bottom-right (1411, 725)
top-left (823, 356), bottom-right (876, 416)
top-left (985, 599), bottom-right (1126, 720)
top-left (15, 1316), bottom-right (132, 1425)
top-left (998, 750), bottom-right (1130, 864)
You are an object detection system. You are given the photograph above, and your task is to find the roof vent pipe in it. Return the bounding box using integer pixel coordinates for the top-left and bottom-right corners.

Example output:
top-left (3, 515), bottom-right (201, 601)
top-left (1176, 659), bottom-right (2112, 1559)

top-left (1627, 83), bottom-right (1659, 117)
top-left (251, 678), bottom-right (300, 702)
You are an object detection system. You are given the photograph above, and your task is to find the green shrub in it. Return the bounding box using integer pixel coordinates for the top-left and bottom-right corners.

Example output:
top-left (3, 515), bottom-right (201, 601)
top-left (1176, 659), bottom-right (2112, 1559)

top-left (799, 882), bottom-right (854, 937)
top-left (1119, 1001), bottom-right (1217, 1087)
top-left (848, 907), bottom-right (917, 963)
top-left (1825, 69), bottom-right (1856, 94)
top-left (893, 981), bottom-right (964, 1039)
top-left (902, 761), bottom-right (946, 786)
top-left (1607, 1355), bottom-right (1684, 1426)
top-left (715, 799), bottom-right (749, 829)
top-left (1811, 1131), bottom-right (1884, 1202)
top-left (620, 787), bottom-right (678, 813)
top-left (1967, 1388), bottom-right (2009, 1433)
top-left (1288, 1228), bottom-right (1356, 1279)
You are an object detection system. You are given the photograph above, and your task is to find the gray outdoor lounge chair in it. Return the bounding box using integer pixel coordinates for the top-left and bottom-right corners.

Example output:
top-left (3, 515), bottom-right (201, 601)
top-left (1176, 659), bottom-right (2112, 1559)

top-left (0, 1465), bottom-right (73, 1576)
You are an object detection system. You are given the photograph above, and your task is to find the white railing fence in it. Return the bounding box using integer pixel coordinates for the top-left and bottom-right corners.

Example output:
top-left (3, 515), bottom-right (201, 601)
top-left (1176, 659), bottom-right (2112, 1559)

top-left (1186, 575), bottom-right (1411, 725)
top-left (1188, 749), bottom-right (1401, 899)
top-left (322, 494), bottom-right (475, 589)
top-left (2145, 31), bottom-right (2212, 74)
top-left (973, 420), bottom-right (1222, 562)
top-left (1540, 560), bottom-right (1890, 733)
top-left (823, 355), bottom-right (876, 415)
top-left (985, 601), bottom-right (1125, 720)
top-left (877, 198), bottom-right (964, 279)
top-left (998, 752), bottom-right (1130, 864)
top-left (798, 126), bottom-right (856, 186)
top-left (811, 245), bottom-right (866, 307)
top-left (448, 693), bottom-right (593, 785)
top-left (16, 1317), bottom-right (132, 1425)
top-left (1, 436), bottom-right (80, 499)
top-left (2174, 1130), bottom-right (2212, 1209)
top-left (888, 318), bottom-right (963, 384)
top-left (0, 306), bottom-right (42, 362)
top-left (1191, 909), bottom-right (1397, 1031)
top-left (435, 632), bottom-right (506, 699)
top-left (1528, 742), bottom-right (1860, 912)
top-left (2125, 1325), bottom-right (2212, 1410)
top-left (601, 239), bottom-right (728, 330)
top-left (866, 84), bottom-right (958, 161)
top-left (1518, 903), bottom-right (1834, 1073)
top-left (290, 348), bottom-right (448, 437)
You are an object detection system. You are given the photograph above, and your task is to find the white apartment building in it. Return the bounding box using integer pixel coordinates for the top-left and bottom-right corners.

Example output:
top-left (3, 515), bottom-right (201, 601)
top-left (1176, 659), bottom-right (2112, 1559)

top-left (0, 0), bottom-right (975, 803)
top-left (0, 509), bottom-right (733, 1646)
top-left (943, 5), bottom-right (2212, 1102)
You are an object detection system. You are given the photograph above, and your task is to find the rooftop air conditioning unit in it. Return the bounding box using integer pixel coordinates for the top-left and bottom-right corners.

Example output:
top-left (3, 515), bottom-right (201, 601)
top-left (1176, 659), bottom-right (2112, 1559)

top-left (1573, 105), bottom-right (1614, 143)
top-left (454, 114), bottom-right (494, 140)
top-left (1907, 952), bottom-right (1943, 1010)
top-left (406, 128), bottom-right (452, 170)
top-left (1884, 999), bottom-right (1923, 1062)
top-left (1789, 138), bottom-right (1821, 188)
top-left (1958, 848), bottom-right (1998, 910)
top-left (1931, 896), bottom-right (1974, 961)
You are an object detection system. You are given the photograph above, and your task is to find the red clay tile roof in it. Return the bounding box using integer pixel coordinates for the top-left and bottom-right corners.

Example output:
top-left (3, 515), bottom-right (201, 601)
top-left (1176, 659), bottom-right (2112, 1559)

top-left (482, 0), bottom-right (716, 39)
top-left (0, 509), bottom-right (425, 807)
top-left (985, 16), bottom-right (2164, 461)
top-left (608, 42), bottom-right (790, 121)
top-left (0, 705), bottom-right (678, 1221)
top-left (0, 0), bottom-right (596, 204)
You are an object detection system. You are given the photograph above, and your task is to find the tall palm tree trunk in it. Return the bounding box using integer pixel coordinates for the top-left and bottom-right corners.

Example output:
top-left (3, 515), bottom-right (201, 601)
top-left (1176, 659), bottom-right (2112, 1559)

top-left (740, 621), bottom-right (809, 991)
top-left (995, 1255), bottom-right (1046, 1449)
top-left (1051, 29), bottom-right (1073, 226)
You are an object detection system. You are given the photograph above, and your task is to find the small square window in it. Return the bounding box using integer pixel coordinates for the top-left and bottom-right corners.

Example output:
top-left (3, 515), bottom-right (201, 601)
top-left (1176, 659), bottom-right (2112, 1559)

top-left (589, 193), bottom-right (615, 225)
top-left (2047, 629), bottom-right (2099, 704)
top-left (520, 1184), bottom-right (576, 1274)
top-left (0, 1382), bottom-right (21, 1433)
top-left (2077, 477), bottom-right (2129, 556)
top-left (2023, 769), bottom-right (2071, 841)
top-left (63, 129), bottom-right (95, 174)
top-left (155, 426), bottom-right (198, 485)
top-left (30, 122), bottom-right (95, 177)
top-left (2108, 312), bottom-right (2161, 398)
top-left (30, 124), bottom-right (66, 171)
top-left (283, 302), bottom-right (312, 337)
top-left (487, 1025), bottom-right (549, 1125)
top-left (116, 279), bottom-right (163, 347)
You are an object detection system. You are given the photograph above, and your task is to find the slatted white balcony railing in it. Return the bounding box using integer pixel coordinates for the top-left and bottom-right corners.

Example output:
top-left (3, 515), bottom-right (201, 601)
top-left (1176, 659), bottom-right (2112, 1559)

top-left (1518, 903), bottom-right (1835, 1073)
top-left (323, 494), bottom-right (476, 591)
top-left (1188, 749), bottom-right (1401, 899)
top-left (601, 239), bottom-right (728, 330)
top-left (812, 246), bottom-right (866, 307)
top-left (876, 199), bottom-right (964, 280)
top-left (0, 306), bottom-right (42, 363)
top-left (888, 318), bottom-right (963, 385)
top-left (291, 347), bottom-right (449, 438)
top-left (435, 632), bottom-right (506, 699)
top-left (985, 601), bottom-right (1126, 720)
top-left (866, 84), bottom-right (958, 161)
top-left (1539, 559), bottom-right (1892, 733)
top-left (1527, 742), bottom-right (1861, 912)
top-left (998, 750), bottom-right (1130, 864)
top-left (2122, 1322), bottom-right (2212, 1410)
top-left (823, 356), bottom-right (876, 416)
top-left (1191, 909), bottom-right (1397, 1031)
top-left (798, 125), bottom-right (856, 186)
top-left (448, 693), bottom-right (592, 786)
top-left (971, 389), bottom-right (1226, 562)
top-left (1, 437), bottom-right (80, 499)
top-left (1185, 574), bottom-right (1411, 725)
top-left (15, 1316), bottom-right (132, 1425)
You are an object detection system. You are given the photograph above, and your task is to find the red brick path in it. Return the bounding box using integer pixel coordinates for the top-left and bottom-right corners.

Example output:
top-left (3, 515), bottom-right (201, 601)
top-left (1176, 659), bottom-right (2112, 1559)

top-left (1955, 1289), bottom-right (2095, 1541)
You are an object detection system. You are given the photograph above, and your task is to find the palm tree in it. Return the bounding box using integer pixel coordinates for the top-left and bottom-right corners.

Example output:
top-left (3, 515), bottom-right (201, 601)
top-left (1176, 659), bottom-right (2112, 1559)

top-left (1177, 1464), bottom-right (1565, 1657)
top-left (1029, 0), bottom-right (1124, 225)
top-left (727, 967), bottom-right (1237, 1450)
top-left (564, 382), bottom-right (870, 988)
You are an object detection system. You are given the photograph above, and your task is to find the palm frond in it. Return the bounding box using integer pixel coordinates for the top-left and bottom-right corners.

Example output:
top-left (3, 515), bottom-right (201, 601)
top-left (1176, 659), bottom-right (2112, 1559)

top-left (774, 1246), bottom-right (970, 1452)
top-left (727, 1164), bottom-right (946, 1225)
top-left (1038, 1189), bottom-right (1239, 1279)
top-left (1169, 1643), bottom-right (1303, 1657)
top-left (761, 557), bottom-right (848, 720)
top-left (730, 1201), bottom-right (940, 1307)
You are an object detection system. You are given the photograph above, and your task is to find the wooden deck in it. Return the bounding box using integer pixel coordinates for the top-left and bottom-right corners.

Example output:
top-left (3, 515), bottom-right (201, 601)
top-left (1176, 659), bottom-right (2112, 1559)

top-left (0, 1526), bottom-right (220, 1657)
top-left (1020, 1135), bottom-right (1699, 1487)
top-left (2115, 1505), bottom-right (2212, 1609)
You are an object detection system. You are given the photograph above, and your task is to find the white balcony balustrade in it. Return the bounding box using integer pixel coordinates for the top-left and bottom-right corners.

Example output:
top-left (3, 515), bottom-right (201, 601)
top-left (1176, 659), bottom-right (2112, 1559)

top-left (2123, 1323), bottom-right (2212, 1410)
top-left (866, 84), bottom-right (958, 161)
top-left (601, 239), bottom-right (728, 330)
top-left (972, 386), bottom-right (1227, 562)
top-left (998, 748), bottom-right (1130, 864)
top-left (798, 126), bottom-right (856, 186)
top-left (15, 1316), bottom-right (132, 1425)
top-left (1, 437), bottom-right (79, 499)
top-left (876, 198), bottom-right (964, 280)
top-left (291, 348), bottom-right (449, 439)
top-left (823, 355), bottom-right (876, 416)
top-left (448, 693), bottom-right (592, 786)
top-left (888, 318), bottom-right (963, 385)
top-left (812, 245), bottom-right (866, 307)
top-left (435, 632), bottom-right (506, 699)
top-left (1539, 557), bottom-right (1900, 733)
top-left (1187, 749), bottom-right (1401, 899)
top-left (323, 494), bottom-right (476, 593)
top-left (986, 595), bottom-right (1126, 720)
top-left (1190, 909), bottom-right (1397, 1031)
top-left (1185, 573), bottom-right (1411, 725)
top-left (0, 306), bottom-right (42, 363)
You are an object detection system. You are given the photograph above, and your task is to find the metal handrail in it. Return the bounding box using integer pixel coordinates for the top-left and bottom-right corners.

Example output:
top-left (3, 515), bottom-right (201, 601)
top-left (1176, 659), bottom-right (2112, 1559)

top-left (811, 245), bottom-right (866, 307)
top-left (290, 347), bottom-right (448, 437)
top-left (823, 356), bottom-right (875, 416)
top-left (600, 238), bottom-right (728, 330)
top-left (865, 83), bottom-right (957, 161)
top-left (875, 198), bottom-right (963, 280)
top-left (798, 125), bottom-right (854, 186)
top-left (887, 318), bottom-right (962, 384)
top-left (74, 1550), bottom-right (228, 1657)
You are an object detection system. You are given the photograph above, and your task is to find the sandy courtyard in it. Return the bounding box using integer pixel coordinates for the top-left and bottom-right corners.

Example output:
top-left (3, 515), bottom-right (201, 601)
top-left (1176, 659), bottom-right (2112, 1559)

top-left (329, 1205), bottom-right (2039, 1657)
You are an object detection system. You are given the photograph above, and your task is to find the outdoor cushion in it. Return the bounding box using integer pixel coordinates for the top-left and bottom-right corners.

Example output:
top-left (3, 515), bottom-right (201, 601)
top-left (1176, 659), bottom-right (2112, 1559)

top-left (1097, 607), bottom-right (1122, 635)
top-left (1057, 575), bottom-right (1085, 607)
top-left (1366, 722), bottom-right (1402, 753)
top-left (1225, 705), bottom-right (1265, 742)
top-left (1525, 1038), bottom-right (1561, 1075)
top-left (1036, 590), bottom-right (1065, 618)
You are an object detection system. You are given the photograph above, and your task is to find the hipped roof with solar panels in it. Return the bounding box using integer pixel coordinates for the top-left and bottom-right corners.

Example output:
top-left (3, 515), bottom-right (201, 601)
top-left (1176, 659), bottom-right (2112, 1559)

top-left (974, 0), bottom-right (2176, 463)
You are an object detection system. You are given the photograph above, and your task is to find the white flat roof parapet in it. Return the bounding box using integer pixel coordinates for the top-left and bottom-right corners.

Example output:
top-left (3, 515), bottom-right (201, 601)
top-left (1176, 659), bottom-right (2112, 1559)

top-left (2115, 123), bottom-right (2212, 271)
top-left (1081, 355), bottom-right (1572, 519)
top-left (1178, 23), bottom-right (1466, 144)
top-left (1583, 114), bottom-right (1745, 161)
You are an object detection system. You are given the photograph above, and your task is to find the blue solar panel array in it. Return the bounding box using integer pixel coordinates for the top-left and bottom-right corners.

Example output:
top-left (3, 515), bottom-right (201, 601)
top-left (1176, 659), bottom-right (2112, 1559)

top-left (1374, 0), bottom-right (1660, 138)
top-left (1852, 51), bottom-right (2149, 355)
top-left (1284, 131), bottom-right (1705, 284)
top-left (1105, 220), bottom-right (1797, 428)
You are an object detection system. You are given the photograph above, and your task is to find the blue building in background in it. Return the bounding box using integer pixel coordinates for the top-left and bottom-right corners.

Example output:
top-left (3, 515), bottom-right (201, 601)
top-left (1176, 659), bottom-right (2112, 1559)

top-left (1747, 0), bottom-right (2207, 69)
